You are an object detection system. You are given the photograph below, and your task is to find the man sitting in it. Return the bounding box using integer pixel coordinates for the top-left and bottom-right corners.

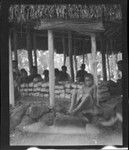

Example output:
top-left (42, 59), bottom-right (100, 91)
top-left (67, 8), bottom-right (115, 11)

top-left (59, 66), bottom-right (70, 81)
top-left (76, 64), bottom-right (89, 82)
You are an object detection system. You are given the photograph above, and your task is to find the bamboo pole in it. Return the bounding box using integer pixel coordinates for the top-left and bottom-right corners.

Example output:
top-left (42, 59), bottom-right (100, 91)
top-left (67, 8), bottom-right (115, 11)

top-left (62, 35), bottom-right (66, 66)
top-left (27, 30), bottom-right (33, 75)
top-left (9, 34), bottom-right (15, 106)
top-left (48, 30), bottom-right (55, 108)
top-left (68, 31), bottom-right (74, 82)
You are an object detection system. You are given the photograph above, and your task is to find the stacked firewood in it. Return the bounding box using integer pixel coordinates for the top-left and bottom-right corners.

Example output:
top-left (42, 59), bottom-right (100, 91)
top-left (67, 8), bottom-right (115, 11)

top-left (20, 81), bottom-right (83, 99)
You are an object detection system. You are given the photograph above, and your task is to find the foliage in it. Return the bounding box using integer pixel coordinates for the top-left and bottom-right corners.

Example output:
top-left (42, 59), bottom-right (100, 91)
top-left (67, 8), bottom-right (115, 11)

top-left (17, 50), bottom-right (122, 81)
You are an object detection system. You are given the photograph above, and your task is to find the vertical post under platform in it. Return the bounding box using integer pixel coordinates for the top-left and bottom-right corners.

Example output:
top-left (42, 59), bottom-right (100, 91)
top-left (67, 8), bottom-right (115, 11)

top-left (101, 36), bottom-right (107, 81)
top-left (33, 34), bottom-right (38, 71)
top-left (13, 29), bottom-right (18, 66)
top-left (68, 31), bottom-right (74, 82)
top-left (9, 34), bottom-right (15, 106)
top-left (91, 34), bottom-right (98, 105)
top-left (27, 30), bottom-right (33, 75)
top-left (48, 30), bottom-right (55, 108)
top-left (62, 35), bottom-right (66, 66)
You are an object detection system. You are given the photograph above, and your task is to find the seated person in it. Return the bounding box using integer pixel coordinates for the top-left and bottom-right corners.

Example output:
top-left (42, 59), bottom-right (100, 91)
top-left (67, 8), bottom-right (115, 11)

top-left (59, 65), bottom-right (70, 81)
top-left (55, 68), bottom-right (60, 83)
top-left (28, 66), bottom-right (41, 82)
top-left (20, 68), bottom-right (29, 83)
top-left (68, 73), bottom-right (96, 118)
top-left (43, 69), bottom-right (49, 82)
top-left (76, 64), bottom-right (89, 82)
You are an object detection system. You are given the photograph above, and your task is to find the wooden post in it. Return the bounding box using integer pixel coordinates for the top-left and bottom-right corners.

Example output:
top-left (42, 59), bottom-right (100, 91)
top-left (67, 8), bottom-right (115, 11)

top-left (13, 29), bottom-right (18, 66)
top-left (101, 36), bottom-right (107, 81)
top-left (9, 34), bottom-right (15, 106)
top-left (106, 40), bottom-right (111, 80)
top-left (91, 34), bottom-right (98, 105)
top-left (27, 30), bottom-right (33, 74)
top-left (91, 34), bottom-right (98, 85)
top-left (68, 31), bottom-right (74, 82)
top-left (33, 34), bottom-right (38, 69)
top-left (48, 30), bottom-right (55, 108)
top-left (62, 35), bottom-right (66, 66)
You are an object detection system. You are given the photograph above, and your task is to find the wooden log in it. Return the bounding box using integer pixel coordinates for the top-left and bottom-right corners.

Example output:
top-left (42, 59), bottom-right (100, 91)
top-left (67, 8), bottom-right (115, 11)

top-left (68, 31), bottom-right (74, 82)
top-left (27, 104), bottom-right (49, 119)
top-left (9, 34), bottom-right (15, 106)
top-left (10, 105), bottom-right (29, 131)
top-left (27, 29), bottom-right (33, 74)
top-left (48, 30), bottom-right (55, 108)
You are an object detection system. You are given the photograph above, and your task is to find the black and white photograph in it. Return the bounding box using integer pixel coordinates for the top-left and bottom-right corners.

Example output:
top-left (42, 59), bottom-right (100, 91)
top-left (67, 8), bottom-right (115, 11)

top-left (0, 0), bottom-right (128, 149)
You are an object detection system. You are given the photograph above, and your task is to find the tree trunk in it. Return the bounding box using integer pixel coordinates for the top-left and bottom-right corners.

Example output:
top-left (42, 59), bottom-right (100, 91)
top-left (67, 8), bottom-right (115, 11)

top-left (33, 34), bottom-right (38, 71)
top-left (68, 31), bottom-right (74, 82)
top-left (62, 35), bottom-right (66, 66)
top-left (9, 34), bottom-right (15, 106)
top-left (101, 36), bottom-right (107, 81)
top-left (13, 29), bottom-right (18, 66)
top-left (27, 30), bottom-right (33, 75)
top-left (48, 30), bottom-right (55, 108)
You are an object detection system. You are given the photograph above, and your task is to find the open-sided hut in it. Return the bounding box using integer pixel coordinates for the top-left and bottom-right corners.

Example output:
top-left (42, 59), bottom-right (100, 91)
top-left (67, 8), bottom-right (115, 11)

top-left (9, 4), bottom-right (122, 107)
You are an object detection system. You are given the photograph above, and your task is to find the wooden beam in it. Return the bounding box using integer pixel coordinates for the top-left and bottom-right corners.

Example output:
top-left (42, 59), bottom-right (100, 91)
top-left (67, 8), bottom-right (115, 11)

top-left (27, 30), bottom-right (33, 74)
top-left (68, 31), bottom-right (74, 82)
top-left (48, 30), bottom-right (55, 108)
top-left (101, 35), bottom-right (107, 81)
top-left (9, 34), bottom-right (15, 106)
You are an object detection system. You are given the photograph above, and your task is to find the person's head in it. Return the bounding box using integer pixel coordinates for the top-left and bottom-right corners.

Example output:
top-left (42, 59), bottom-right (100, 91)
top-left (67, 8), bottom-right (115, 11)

top-left (12, 60), bottom-right (18, 69)
top-left (81, 64), bottom-right (85, 70)
top-left (55, 68), bottom-right (60, 76)
top-left (20, 68), bottom-right (28, 78)
top-left (43, 69), bottom-right (49, 78)
top-left (32, 66), bottom-right (37, 75)
top-left (117, 60), bottom-right (123, 72)
top-left (61, 66), bottom-right (67, 73)
top-left (84, 73), bottom-right (94, 87)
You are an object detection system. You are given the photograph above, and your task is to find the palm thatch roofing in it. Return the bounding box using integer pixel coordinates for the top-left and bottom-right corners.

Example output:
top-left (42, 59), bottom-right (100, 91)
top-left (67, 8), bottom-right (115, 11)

top-left (9, 4), bottom-right (122, 55)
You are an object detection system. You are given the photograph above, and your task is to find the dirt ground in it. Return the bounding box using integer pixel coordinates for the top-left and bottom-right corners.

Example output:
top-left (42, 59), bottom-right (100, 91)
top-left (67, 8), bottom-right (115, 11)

top-left (10, 122), bottom-right (122, 146)
top-left (10, 96), bottom-right (122, 146)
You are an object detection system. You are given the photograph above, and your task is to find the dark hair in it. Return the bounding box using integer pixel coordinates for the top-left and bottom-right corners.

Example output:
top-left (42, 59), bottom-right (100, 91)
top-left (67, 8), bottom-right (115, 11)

top-left (20, 68), bottom-right (27, 73)
top-left (43, 69), bottom-right (49, 75)
top-left (61, 65), bottom-right (67, 70)
top-left (81, 64), bottom-right (85, 68)
top-left (84, 73), bottom-right (94, 81)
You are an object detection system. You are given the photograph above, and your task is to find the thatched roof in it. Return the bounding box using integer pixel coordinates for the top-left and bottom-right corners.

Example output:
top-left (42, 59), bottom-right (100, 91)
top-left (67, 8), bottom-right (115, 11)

top-left (9, 4), bottom-right (122, 55)
top-left (9, 4), bottom-right (122, 27)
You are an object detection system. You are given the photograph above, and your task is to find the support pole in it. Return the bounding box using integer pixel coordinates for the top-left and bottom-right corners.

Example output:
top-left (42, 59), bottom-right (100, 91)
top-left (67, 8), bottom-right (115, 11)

top-left (91, 34), bottom-right (98, 85)
top-left (91, 34), bottom-right (98, 105)
top-left (13, 29), bottom-right (18, 66)
top-left (9, 34), bottom-right (15, 106)
top-left (106, 40), bottom-right (111, 80)
top-left (27, 30), bottom-right (33, 75)
top-left (33, 34), bottom-right (38, 70)
top-left (73, 39), bottom-right (77, 80)
top-left (68, 31), bottom-right (74, 82)
top-left (101, 36), bottom-right (107, 81)
top-left (62, 35), bottom-right (66, 66)
top-left (48, 30), bottom-right (55, 108)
